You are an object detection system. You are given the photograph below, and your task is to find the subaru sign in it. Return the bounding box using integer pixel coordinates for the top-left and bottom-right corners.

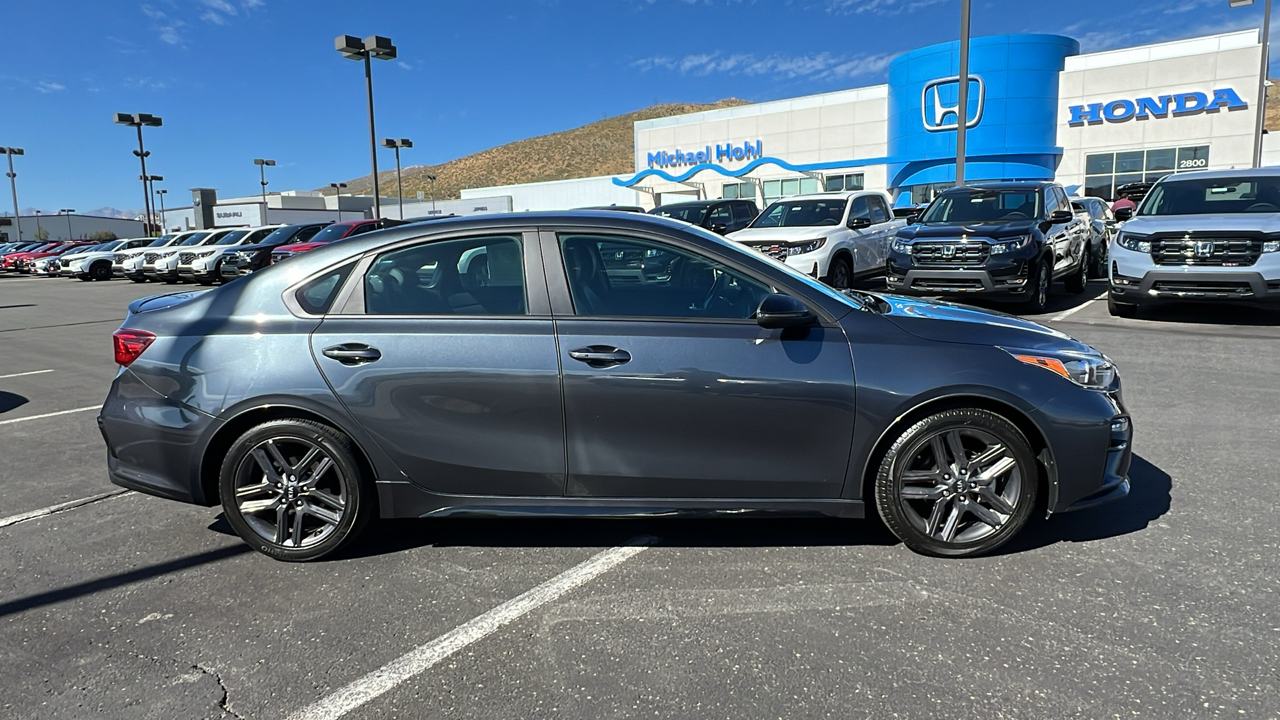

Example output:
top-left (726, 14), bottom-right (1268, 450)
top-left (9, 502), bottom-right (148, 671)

top-left (1068, 88), bottom-right (1247, 126)
top-left (922, 75), bottom-right (985, 132)
top-left (647, 140), bottom-right (763, 169)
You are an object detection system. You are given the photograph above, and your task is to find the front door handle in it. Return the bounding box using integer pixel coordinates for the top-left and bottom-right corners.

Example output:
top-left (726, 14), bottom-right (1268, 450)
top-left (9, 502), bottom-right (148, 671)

top-left (569, 346), bottom-right (631, 367)
top-left (322, 343), bottom-right (382, 366)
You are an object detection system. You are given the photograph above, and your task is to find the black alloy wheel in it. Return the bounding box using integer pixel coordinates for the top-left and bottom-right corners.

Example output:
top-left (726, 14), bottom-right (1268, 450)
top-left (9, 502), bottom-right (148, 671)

top-left (90, 261), bottom-right (112, 281)
top-left (875, 408), bottom-right (1038, 557)
top-left (1023, 260), bottom-right (1050, 313)
top-left (1065, 245), bottom-right (1088, 294)
top-left (220, 419), bottom-right (374, 561)
top-left (824, 255), bottom-right (853, 290)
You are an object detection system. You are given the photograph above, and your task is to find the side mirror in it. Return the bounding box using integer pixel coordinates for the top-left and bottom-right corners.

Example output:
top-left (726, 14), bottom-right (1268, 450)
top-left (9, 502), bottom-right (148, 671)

top-left (906, 213), bottom-right (920, 225)
top-left (1048, 209), bottom-right (1074, 224)
top-left (847, 217), bottom-right (872, 230)
top-left (756, 293), bottom-right (815, 329)
top-left (1114, 207), bottom-right (1134, 221)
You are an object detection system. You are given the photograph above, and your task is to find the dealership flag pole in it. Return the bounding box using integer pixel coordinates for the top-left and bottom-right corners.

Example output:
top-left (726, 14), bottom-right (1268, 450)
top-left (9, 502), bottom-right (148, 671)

top-left (955, 0), bottom-right (971, 186)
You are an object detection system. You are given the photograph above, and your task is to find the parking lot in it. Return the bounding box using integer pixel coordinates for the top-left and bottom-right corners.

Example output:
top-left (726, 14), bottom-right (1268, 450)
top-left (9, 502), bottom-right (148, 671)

top-left (1, 273), bottom-right (1278, 719)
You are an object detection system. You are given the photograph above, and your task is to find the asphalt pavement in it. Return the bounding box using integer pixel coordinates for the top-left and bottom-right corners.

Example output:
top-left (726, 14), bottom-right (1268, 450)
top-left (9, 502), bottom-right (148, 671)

top-left (1, 273), bottom-right (1277, 719)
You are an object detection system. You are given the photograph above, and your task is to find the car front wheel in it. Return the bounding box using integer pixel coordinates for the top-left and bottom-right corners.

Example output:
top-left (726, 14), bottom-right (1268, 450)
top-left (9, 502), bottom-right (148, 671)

top-left (823, 255), bottom-right (852, 289)
top-left (1107, 294), bottom-right (1138, 318)
top-left (874, 408), bottom-right (1039, 557)
top-left (1023, 260), bottom-right (1050, 313)
top-left (219, 419), bottom-right (374, 562)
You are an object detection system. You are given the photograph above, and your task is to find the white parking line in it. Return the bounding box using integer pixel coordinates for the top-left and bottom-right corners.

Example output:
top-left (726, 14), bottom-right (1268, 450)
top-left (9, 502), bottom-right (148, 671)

top-left (1050, 296), bottom-right (1103, 322)
top-left (289, 536), bottom-right (656, 720)
top-left (0, 490), bottom-right (130, 529)
top-left (0, 405), bottom-right (99, 426)
top-left (0, 369), bottom-right (55, 380)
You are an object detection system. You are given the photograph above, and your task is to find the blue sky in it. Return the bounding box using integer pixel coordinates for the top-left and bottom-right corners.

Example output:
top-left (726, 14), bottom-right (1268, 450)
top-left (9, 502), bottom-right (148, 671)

top-left (0, 0), bottom-right (1268, 213)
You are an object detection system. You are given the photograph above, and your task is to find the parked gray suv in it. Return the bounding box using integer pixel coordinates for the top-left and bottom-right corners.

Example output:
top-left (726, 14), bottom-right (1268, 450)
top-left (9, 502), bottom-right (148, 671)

top-left (1109, 168), bottom-right (1280, 317)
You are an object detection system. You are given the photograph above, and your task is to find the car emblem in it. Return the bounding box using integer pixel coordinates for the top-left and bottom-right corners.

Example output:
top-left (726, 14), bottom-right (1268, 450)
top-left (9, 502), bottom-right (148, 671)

top-left (1194, 241), bottom-right (1214, 258)
top-left (921, 75), bottom-right (986, 132)
top-left (942, 245), bottom-right (956, 258)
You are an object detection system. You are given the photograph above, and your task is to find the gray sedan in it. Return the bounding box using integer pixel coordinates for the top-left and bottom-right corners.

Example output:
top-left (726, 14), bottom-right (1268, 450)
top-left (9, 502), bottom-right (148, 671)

top-left (99, 212), bottom-right (1132, 561)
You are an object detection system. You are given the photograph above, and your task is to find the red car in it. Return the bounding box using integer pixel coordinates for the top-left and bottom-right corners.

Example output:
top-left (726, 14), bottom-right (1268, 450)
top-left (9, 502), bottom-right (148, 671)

top-left (3, 242), bottom-right (72, 271)
top-left (269, 219), bottom-right (405, 264)
top-left (7, 242), bottom-right (95, 273)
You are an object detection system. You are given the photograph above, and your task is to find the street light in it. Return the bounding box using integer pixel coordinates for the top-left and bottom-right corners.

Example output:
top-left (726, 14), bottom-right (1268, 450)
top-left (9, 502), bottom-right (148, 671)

top-left (113, 113), bottom-right (162, 235)
top-left (335, 34), bottom-right (398, 218)
top-left (425, 173), bottom-right (437, 212)
top-left (0, 147), bottom-right (23, 241)
top-left (254, 158), bottom-right (276, 216)
top-left (154, 189), bottom-right (168, 231)
top-left (34, 209), bottom-right (43, 240)
top-left (380, 138), bottom-right (412, 218)
top-left (1231, 0), bottom-right (1272, 168)
top-left (141, 174), bottom-right (163, 231)
top-left (59, 209), bottom-right (75, 240)
top-left (329, 182), bottom-right (348, 222)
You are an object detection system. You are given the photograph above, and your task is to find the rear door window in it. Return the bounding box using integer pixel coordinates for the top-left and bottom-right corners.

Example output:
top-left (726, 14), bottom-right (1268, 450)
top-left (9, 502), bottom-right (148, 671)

top-left (363, 235), bottom-right (527, 316)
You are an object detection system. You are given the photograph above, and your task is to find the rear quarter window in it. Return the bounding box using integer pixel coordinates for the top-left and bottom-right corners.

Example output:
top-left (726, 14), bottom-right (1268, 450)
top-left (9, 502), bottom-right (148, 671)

top-left (296, 262), bottom-right (355, 315)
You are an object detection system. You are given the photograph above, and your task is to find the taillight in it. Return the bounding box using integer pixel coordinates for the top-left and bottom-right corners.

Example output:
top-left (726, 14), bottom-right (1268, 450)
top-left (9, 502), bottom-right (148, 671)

top-left (113, 329), bottom-right (156, 367)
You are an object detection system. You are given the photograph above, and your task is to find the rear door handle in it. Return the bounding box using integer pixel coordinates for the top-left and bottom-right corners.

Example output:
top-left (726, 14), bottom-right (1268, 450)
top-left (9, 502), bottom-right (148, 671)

top-left (322, 343), bottom-right (382, 365)
top-left (569, 346), bottom-right (631, 367)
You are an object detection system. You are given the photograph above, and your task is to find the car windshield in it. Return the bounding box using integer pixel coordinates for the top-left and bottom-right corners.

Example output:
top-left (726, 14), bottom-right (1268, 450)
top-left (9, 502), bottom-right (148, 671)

top-left (306, 223), bottom-right (354, 244)
top-left (921, 189), bottom-right (1042, 223)
top-left (215, 230), bottom-right (249, 245)
top-left (145, 236), bottom-right (173, 248)
top-left (651, 205), bottom-right (709, 224)
top-left (1139, 176), bottom-right (1280, 215)
top-left (750, 199), bottom-right (847, 228)
top-left (259, 225), bottom-right (307, 245)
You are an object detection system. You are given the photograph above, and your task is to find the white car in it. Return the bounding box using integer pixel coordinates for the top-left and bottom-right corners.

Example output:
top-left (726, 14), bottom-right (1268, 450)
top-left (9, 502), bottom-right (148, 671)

top-left (63, 238), bottom-right (151, 281)
top-left (726, 190), bottom-right (905, 288)
top-left (176, 225), bottom-right (282, 285)
top-left (143, 229), bottom-right (237, 283)
top-left (115, 231), bottom-right (199, 281)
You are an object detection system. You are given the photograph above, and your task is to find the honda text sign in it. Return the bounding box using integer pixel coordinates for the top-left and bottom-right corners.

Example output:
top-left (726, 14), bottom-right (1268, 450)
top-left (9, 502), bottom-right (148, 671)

top-left (1068, 88), bottom-right (1247, 126)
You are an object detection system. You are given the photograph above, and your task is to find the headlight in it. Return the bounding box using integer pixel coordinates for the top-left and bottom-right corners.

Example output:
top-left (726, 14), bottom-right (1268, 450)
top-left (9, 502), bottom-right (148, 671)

top-left (1115, 232), bottom-right (1152, 253)
top-left (197, 250), bottom-right (217, 258)
top-left (989, 236), bottom-right (1030, 255)
top-left (892, 238), bottom-right (911, 254)
top-left (1263, 240), bottom-right (1279, 253)
top-left (1004, 349), bottom-right (1116, 390)
top-left (788, 238), bottom-right (827, 255)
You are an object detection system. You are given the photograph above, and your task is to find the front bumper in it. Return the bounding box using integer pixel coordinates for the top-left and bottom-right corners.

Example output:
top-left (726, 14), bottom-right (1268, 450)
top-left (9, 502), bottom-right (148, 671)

top-left (177, 262), bottom-right (218, 281)
top-left (1058, 415), bottom-right (1132, 512)
top-left (1111, 245), bottom-right (1280, 304)
top-left (886, 250), bottom-right (1034, 297)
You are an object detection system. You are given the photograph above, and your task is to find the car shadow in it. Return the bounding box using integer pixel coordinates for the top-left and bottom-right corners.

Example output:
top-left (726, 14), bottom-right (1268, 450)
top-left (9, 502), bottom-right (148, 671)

top-left (995, 453), bottom-right (1171, 555)
top-left (0, 391), bottom-right (30, 415)
top-left (1130, 302), bottom-right (1280, 327)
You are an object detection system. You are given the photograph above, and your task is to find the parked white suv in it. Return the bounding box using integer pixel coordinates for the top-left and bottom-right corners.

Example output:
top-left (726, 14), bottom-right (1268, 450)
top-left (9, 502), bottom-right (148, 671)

top-left (115, 232), bottom-right (196, 282)
top-left (144, 229), bottom-right (236, 283)
top-left (1109, 168), bottom-right (1280, 317)
top-left (176, 225), bottom-right (282, 284)
top-left (725, 190), bottom-right (904, 288)
top-left (64, 238), bottom-right (151, 280)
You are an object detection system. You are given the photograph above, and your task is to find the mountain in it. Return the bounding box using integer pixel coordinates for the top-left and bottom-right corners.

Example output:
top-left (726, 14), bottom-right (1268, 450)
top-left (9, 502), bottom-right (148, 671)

top-left (325, 99), bottom-right (751, 201)
top-left (85, 207), bottom-right (143, 220)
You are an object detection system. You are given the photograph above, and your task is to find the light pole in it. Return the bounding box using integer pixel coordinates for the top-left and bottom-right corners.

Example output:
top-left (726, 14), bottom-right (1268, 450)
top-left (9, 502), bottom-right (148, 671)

top-left (155, 189), bottom-right (168, 231)
top-left (59, 209), bottom-right (75, 240)
top-left (254, 158), bottom-right (276, 219)
top-left (380, 138), bottom-right (412, 218)
top-left (955, 0), bottom-right (972, 187)
top-left (1231, 0), bottom-right (1272, 168)
top-left (335, 34), bottom-right (398, 218)
top-left (425, 173), bottom-right (437, 212)
top-left (1, 147), bottom-right (23, 241)
top-left (35, 209), bottom-right (43, 240)
top-left (113, 113), bottom-right (162, 235)
top-left (141, 174), bottom-right (163, 231)
top-left (330, 182), bottom-right (347, 222)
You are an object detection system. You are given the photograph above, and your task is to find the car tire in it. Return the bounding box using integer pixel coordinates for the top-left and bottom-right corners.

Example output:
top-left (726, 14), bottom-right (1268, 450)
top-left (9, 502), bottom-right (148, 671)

top-left (1107, 294), bottom-right (1138, 318)
top-left (823, 255), bottom-right (853, 290)
top-left (1087, 239), bottom-right (1107, 279)
top-left (90, 262), bottom-right (112, 281)
top-left (129, 276), bottom-right (148, 283)
top-left (1065, 246), bottom-right (1088, 295)
top-left (874, 408), bottom-right (1039, 558)
top-left (78, 274), bottom-right (93, 282)
top-left (1023, 260), bottom-right (1050, 313)
top-left (219, 419), bottom-right (375, 562)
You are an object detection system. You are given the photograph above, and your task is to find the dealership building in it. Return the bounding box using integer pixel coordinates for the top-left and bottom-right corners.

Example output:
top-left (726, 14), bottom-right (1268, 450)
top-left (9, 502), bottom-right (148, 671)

top-left (467, 29), bottom-right (1275, 211)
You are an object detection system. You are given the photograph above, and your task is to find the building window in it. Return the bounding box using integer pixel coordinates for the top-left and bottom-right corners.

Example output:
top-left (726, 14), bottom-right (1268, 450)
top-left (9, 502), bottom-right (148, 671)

top-left (823, 173), bottom-right (865, 192)
top-left (1083, 145), bottom-right (1209, 200)
top-left (721, 182), bottom-right (755, 200)
top-left (762, 177), bottom-right (820, 205)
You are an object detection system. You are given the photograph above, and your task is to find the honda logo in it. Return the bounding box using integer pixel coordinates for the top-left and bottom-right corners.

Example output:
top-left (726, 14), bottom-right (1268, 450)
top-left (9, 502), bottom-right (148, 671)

top-left (922, 75), bottom-right (986, 133)
top-left (941, 245), bottom-right (956, 258)
top-left (1194, 241), bottom-right (1215, 258)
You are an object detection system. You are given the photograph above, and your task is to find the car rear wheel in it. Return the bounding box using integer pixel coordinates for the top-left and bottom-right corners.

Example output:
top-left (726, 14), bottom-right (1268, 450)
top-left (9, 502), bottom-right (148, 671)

top-left (1107, 294), bottom-right (1138, 318)
top-left (90, 261), bottom-right (112, 281)
top-left (1065, 245), bottom-right (1088, 294)
top-left (1023, 260), bottom-right (1050, 313)
top-left (823, 255), bottom-right (852, 290)
top-left (874, 408), bottom-right (1038, 558)
top-left (219, 419), bottom-right (374, 562)
top-left (1087, 239), bottom-right (1107, 279)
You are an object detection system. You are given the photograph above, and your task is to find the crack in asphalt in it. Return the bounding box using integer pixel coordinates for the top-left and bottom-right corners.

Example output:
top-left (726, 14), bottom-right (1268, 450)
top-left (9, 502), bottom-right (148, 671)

top-left (0, 490), bottom-right (131, 529)
top-left (194, 662), bottom-right (246, 720)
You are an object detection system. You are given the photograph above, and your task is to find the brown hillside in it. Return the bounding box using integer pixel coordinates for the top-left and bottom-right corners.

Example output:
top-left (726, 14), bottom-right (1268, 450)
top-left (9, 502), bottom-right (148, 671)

top-left (1267, 79), bottom-right (1280, 132)
top-left (326, 100), bottom-right (750, 203)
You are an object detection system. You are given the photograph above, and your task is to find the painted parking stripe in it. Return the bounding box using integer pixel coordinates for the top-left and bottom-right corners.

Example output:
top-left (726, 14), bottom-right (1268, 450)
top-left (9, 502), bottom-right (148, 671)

top-left (289, 536), bottom-right (656, 720)
top-left (1051, 294), bottom-right (1105, 322)
top-left (0, 369), bottom-right (55, 380)
top-left (0, 490), bottom-right (130, 529)
top-left (0, 405), bottom-right (99, 426)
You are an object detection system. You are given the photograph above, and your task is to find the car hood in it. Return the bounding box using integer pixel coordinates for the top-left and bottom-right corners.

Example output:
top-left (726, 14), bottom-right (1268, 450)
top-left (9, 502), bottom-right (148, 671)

top-left (875, 293), bottom-right (1096, 355)
top-left (727, 227), bottom-right (843, 243)
top-left (1120, 213), bottom-right (1280, 235)
top-left (897, 220), bottom-right (1037, 241)
top-left (276, 241), bottom-right (327, 253)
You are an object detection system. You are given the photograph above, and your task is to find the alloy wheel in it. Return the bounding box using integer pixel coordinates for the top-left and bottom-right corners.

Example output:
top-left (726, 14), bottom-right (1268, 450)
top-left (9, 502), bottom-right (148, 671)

top-left (233, 436), bottom-right (348, 548)
top-left (895, 427), bottom-right (1024, 544)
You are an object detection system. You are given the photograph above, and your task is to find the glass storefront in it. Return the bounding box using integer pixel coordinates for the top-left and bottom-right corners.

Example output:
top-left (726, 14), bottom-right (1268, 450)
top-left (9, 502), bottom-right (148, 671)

top-left (1084, 145), bottom-right (1209, 200)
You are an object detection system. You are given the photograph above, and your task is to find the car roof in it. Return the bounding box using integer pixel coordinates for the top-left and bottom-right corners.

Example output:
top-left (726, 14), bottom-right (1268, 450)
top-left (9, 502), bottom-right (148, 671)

top-left (652, 200), bottom-right (723, 209)
top-left (941, 182), bottom-right (1054, 192)
top-left (1157, 167), bottom-right (1280, 183)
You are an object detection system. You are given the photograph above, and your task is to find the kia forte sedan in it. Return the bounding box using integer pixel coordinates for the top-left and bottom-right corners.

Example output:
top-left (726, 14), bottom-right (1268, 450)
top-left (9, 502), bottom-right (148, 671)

top-left (99, 212), bottom-right (1131, 561)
